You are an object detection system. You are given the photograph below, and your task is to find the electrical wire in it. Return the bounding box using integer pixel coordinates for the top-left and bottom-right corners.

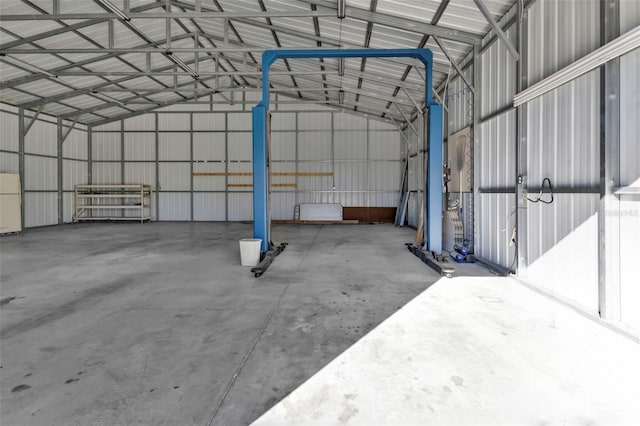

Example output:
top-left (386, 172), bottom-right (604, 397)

top-left (524, 177), bottom-right (554, 204)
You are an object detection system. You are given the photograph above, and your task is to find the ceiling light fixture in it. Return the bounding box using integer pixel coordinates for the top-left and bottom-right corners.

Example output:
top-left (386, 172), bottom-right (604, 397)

top-left (339, 90), bottom-right (345, 104)
top-left (2, 56), bottom-right (57, 78)
top-left (96, 0), bottom-right (131, 21)
top-left (338, 58), bottom-right (345, 77)
top-left (337, 0), bottom-right (346, 19)
top-left (165, 51), bottom-right (199, 79)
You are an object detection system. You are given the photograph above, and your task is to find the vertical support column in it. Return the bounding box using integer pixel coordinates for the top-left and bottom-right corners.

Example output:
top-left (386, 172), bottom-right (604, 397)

top-left (190, 113), bottom-right (194, 221)
top-left (155, 113), bottom-right (160, 221)
top-left (472, 46), bottom-right (481, 257)
top-left (295, 112), bottom-right (299, 206)
top-left (18, 108), bottom-right (25, 230)
top-left (120, 119), bottom-right (125, 218)
top-left (88, 127), bottom-right (93, 185)
top-left (515, 5), bottom-right (529, 277)
top-left (330, 112), bottom-right (335, 204)
top-left (57, 117), bottom-right (63, 224)
top-left (252, 104), bottom-right (269, 252)
top-left (599, 0), bottom-right (621, 320)
top-left (426, 104), bottom-right (444, 254)
top-left (225, 112), bottom-right (229, 221)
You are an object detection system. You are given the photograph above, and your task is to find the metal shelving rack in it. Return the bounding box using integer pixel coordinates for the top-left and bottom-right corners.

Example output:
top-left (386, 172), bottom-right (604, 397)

top-left (74, 184), bottom-right (153, 223)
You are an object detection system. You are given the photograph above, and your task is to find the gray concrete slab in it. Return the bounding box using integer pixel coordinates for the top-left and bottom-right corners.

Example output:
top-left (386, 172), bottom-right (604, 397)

top-left (253, 276), bottom-right (640, 425)
top-left (1, 222), bottom-right (440, 425)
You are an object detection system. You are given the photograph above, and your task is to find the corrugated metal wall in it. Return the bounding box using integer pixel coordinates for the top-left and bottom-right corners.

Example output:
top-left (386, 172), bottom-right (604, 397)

top-left (0, 103), bottom-right (89, 228)
top-left (475, 22), bottom-right (517, 268)
top-left (91, 104), bottom-right (401, 222)
top-left (618, 2), bottom-right (640, 331)
top-left (522, 0), bottom-right (601, 313)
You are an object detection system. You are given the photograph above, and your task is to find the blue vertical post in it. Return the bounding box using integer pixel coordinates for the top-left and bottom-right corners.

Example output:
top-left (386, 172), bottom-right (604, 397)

top-left (252, 49), bottom-right (443, 255)
top-left (252, 104), bottom-right (269, 252)
top-left (427, 104), bottom-right (443, 253)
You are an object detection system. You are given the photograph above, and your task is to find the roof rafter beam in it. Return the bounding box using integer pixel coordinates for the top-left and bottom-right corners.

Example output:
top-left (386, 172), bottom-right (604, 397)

top-left (298, 0), bottom-right (480, 45)
top-left (0, 11), bottom-right (336, 20)
top-left (471, 0), bottom-right (519, 60)
top-left (432, 35), bottom-right (475, 93)
top-left (0, 1), bottom-right (163, 50)
top-left (0, 32), bottom-right (196, 91)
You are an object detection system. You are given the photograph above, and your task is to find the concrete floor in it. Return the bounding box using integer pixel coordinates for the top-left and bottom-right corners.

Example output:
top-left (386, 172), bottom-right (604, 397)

top-left (253, 276), bottom-right (640, 425)
top-left (0, 222), bottom-right (441, 426)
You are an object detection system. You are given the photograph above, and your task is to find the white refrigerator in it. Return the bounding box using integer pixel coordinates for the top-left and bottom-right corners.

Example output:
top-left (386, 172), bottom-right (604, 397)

top-left (0, 173), bottom-right (21, 234)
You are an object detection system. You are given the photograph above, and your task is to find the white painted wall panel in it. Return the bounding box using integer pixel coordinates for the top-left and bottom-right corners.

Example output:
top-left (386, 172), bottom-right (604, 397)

top-left (24, 192), bottom-right (57, 227)
top-left (227, 113), bottom-right (252, 131)
top-left (159, 192), bottom-right (190, 220)
top-left (124, 132), bottom-right (155, 161)
top-left (620, 48), bottom-right (640, 188)
top-left (63, 160), bottom-right (88, 190)
top-left (478, 111), bottom-right (515, 188)
top-left (368, 192), bottom-right (400, 208)
top-left (527, 0), bottom-right (599, 86)
top-left (193, 162), bottom-right (225, 191)
top-left (369, 131), bottom-right (400, 160)
top-left (298, 131), bottom-right (331, 160)
top-left (227, 132), bottom-right (251, 161)
top-left (368, 119), bottom-right (396, 131)
top-left (193, 113), bottom-right (225, 131)
top-left (158, 114), bottom-right (190, 131)
top-left (92, 162), bottom-right (121, 184)
top-left (228, 192), bottom-right (252, 221)
top-left (1, 110), bottom-right (19, 151)
top-left (63, 129), bottom-right (88, 160)
top-left (334, 191), bottom-right (367, 207)
top-left (63, 192), bottom-right (74, 223)
top-left (526, 70), bottom-right (599, 187)
top-left (334, 131), bottom-right (366, 160)
top-left (270, 132), bottom-right (295, 161)
top-left (480, 25), bottom-right (516, 117)
top-left (159, 162), bottom-right (190, 191)
top-left (446, 66), bottom-right (473, 134)
top-left (621, 0), bottom-right (640, 32)
top-left (193, 193), bottom-right (226, 221)
top-left (335, 162), bottom-right (367, 191)
top-left (271, 113), bottom-right (296, 131)
top-left (271, 192), bottom-right (296, 220)
top-left (124, 162), bottom-right (155, 186)
top-left (334, 112), bottom-right (367, 130)
top-left (193, 133), bottom-right (225, 160)
top-left (476, 193), bottom-right (516, 268)
top-left (24, 156), bottom-right (57, 190)
top-left (92, 132), bottom-right (121, 161)
top-left (368, 162), bottom-right (400, 191)
top-left (228, 162), bottom-right (252, 191)
top-left (298, 112), bottom-right (331, 130)
top-left (297, 162), bottom-right (332, 191)
top-left (0, 152), bottom-right (19, 174)
top-left (271, 162), bottom-right (296, 192)
top-left (619, 197), bottom-right (640, 331)
top-left (526, 194), bottom-right (599, 314)
top-left (124, 114), bottom-right (156, 131)
top-left (24, 120), bottom-right (57, 156)
top-left (159, 133), bottom-right (190, 161)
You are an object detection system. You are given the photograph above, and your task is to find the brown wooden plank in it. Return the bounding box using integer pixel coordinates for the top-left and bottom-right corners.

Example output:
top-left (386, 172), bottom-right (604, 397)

top-left (194, 172), bottom-right (332, 177)
top-left (193, 172), bottom-right (252, 177)
top-left (272, 220), bottom-right (359, 224)
top-left (342, 207), bottom-right (397, 223)
top-left (227, 183), bottom-right (297, 188)
top-left (272, 172), bottom-right (333, 176)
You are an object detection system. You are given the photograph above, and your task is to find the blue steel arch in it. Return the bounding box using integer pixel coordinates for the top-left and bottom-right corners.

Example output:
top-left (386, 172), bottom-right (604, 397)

top-left (253, 49), bottom-right (443, 254)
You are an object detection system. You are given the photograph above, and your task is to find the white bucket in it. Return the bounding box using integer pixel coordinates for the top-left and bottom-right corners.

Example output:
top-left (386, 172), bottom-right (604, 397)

top-left (239, 238), bottom-right (262, 266)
